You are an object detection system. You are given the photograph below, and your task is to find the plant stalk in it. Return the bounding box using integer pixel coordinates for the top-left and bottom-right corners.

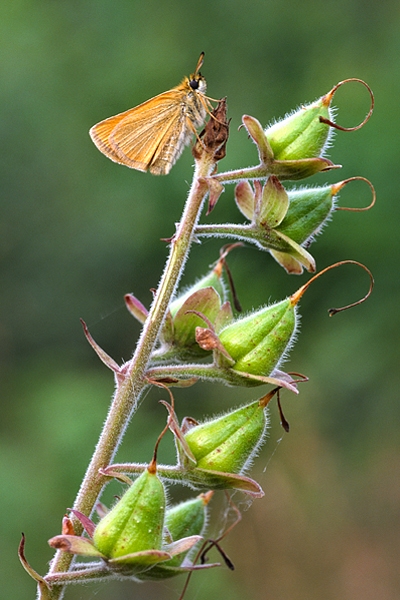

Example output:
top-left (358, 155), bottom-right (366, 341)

top-left (42, 157), bottom-right (214, 599)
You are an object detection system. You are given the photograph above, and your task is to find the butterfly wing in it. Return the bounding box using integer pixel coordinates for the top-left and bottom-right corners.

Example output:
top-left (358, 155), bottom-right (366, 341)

top-left (146, 104), bottom-right (194, 175)
top-left (90, 88), bottom-right (190, 174)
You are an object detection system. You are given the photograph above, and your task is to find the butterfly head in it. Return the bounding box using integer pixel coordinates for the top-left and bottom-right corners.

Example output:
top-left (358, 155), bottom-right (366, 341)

top-left (187, 52), bottom-right (207, 94)
top-left (188, 74), bottom-right (207, 93)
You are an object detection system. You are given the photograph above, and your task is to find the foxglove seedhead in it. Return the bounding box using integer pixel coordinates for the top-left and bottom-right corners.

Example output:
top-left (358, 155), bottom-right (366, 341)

top-left (139, 492), bottom-right (213, 579)
top-left (218, 297), bottom-right (298, 377)
top-left (264, 92), bottom-right (333, 161)
top-left (235, 179), bottom-right (341, 273)
top-left (182, 393), bottom-right (274, 474)
top-left (156, 253), bottom-right (235, 360)
top-left (92, 467), bottom-right (166, 561)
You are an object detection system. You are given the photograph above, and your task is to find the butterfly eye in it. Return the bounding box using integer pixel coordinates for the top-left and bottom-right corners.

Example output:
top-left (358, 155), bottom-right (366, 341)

top-left (189, 79), bottom-right (200, 90)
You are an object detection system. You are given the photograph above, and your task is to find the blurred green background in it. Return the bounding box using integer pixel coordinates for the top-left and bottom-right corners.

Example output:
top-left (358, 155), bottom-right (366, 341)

top-left (1, 1), bottom-right (399, 599)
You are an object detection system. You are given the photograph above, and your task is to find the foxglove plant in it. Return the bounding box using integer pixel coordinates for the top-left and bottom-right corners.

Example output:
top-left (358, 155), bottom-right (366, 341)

top-left (19, 68), bottom-right (375, 600)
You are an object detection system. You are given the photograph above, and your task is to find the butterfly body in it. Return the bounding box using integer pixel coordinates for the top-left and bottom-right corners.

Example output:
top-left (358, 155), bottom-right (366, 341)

top-left (90, 55), bottom-right (209, 175)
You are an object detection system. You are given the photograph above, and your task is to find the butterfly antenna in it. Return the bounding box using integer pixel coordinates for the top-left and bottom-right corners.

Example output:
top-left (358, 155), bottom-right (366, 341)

top-left (195, 52), bottom-right (205, 75)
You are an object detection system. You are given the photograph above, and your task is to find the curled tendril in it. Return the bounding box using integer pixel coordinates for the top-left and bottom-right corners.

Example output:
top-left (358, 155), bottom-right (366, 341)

top-left (291, 260), bottom-right (374, 316)
top-left (320, 78), bottom-right (374, 131)
top-left (333, 176), bottom-right (376, 212)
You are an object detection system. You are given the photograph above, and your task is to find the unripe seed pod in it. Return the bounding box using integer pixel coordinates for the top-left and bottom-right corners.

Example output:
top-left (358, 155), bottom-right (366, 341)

top-left (218, 259), bottom-right (373, 377)
top-left (138, 492), bottom-right (213, 580)
top-left (158, 259), bottom-right (228, 359)
top-left (184, 392), bottom-right (274, 473)
top-left (163, 492), bottom-right (211, 567)
top-left (93, 467), bottom-right (165, 559)
top-left (166, 493), bottom-right (210, 542)
top-left (171, 287), bottom-right (222, 354)
top-left (169, 268), bottom-right (225, 319)
top-left (218, 298), bottom-right (297, 377)
top-left (218, 259), bottom-right (373, 372)
top-left (264, 94), bottom-right (332, 161)
top-left (277, 185), bottom-right (335, 245)
top-left (233, 180), bottom-right (340, 274)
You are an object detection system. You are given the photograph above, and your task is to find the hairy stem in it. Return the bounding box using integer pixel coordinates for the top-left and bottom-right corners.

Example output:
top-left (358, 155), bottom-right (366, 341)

top-left (42, 157), bottom-right (214, 600)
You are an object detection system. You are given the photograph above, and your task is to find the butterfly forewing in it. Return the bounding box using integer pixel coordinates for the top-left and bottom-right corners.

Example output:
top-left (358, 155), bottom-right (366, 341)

top-left (148, 112), bottom-right (191, 175)
top-left (110, 91), bottom-right (188, 173)
top-left (89, 55), bottom-right (209, 175)
top-left (89, 112), bottom-right (131, 165)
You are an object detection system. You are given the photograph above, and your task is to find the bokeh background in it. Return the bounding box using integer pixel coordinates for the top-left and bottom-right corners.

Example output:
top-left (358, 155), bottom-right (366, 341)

top-left (1, 1), bottom-right (399, 599)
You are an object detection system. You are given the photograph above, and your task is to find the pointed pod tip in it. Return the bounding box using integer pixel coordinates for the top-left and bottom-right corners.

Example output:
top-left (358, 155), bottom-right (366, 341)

top-left (321, 87), bottom-right (335, 107)
top-left (290, 284), bottom-right (307, 307)
top-left (331, 180), bottom-right (347, 196)
top-left (200, 490), bottom-right (214, 505)
top-left (148, 457), bottom-right (158, 475)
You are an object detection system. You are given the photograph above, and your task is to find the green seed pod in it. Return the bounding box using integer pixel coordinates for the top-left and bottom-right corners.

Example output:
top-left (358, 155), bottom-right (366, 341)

top-left (264, 92), bottom-right (333, 161)
top-left (237, 89), bottom-right (338, 182)
top-left (165, 492), bottom-right (210, 547)
top-left (183, 393), bottom-right (274, 473)
top-left (138, 492), bottom-right (213, 580)
top-left (157, 259), bottom-right (228, 359)
top-left (268, 184), bottom-right (336, 273)
top-left (241, 113), bottom-right (335, 180)
top-left (219, 257), bottom-right (373, 376)
top-left (218, 298), bottom-right (297, 377)
top-left (158, 492), bottom-right (210, 569)
top-left (93, 467), bottom-right (165, 560)
top-left (233, 180), bottom-right (339, 274)
top-left (277, 185), bottom-right (335, 245)
top-left (169, 268), bottom-right (225, 319)
top-left (171, 287), bottom-right (223, 355)
top-left (217, 259), bottom-right (373, 375)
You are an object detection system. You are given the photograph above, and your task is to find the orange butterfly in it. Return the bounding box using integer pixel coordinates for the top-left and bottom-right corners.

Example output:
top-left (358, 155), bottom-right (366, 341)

top-left (89, 53), bottom-right (211, 175)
